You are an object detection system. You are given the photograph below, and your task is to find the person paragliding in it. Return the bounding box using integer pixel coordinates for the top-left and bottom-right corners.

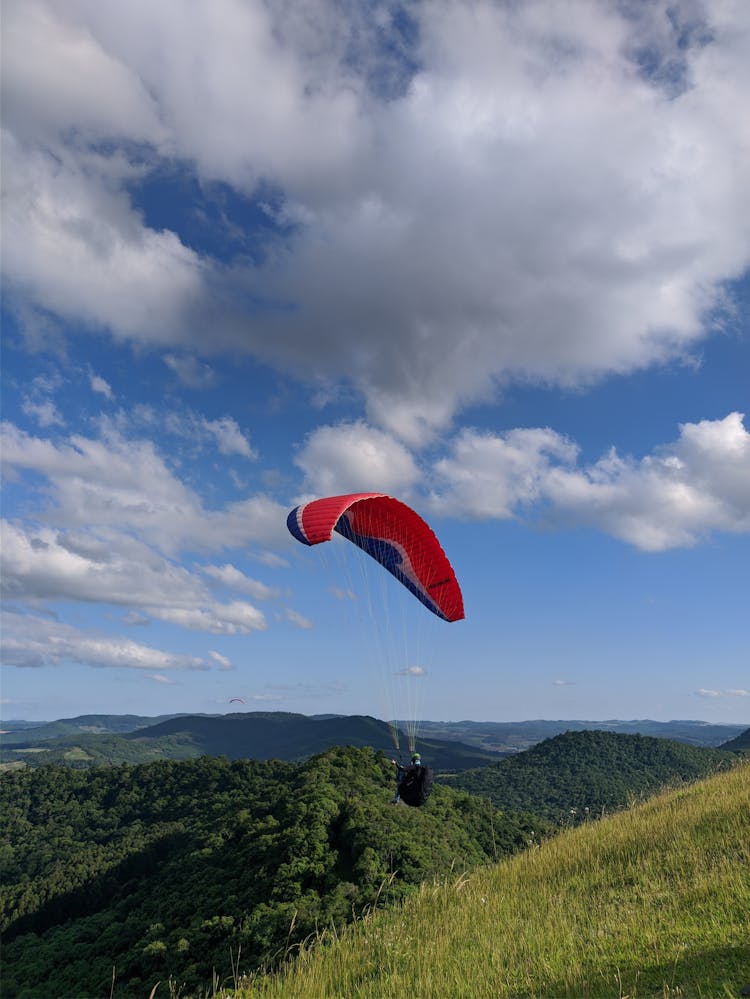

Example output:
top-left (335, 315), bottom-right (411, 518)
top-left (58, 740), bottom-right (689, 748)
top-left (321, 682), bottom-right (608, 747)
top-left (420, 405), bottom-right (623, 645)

top-left (287, 492), bottom-right (462, 804)
top-left (391, 752), bottom-right (434, 806)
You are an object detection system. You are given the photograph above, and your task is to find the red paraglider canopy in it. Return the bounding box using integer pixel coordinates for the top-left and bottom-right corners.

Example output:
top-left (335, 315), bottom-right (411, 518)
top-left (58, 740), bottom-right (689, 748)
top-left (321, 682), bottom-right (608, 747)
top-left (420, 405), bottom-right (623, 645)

top-left (287, 493), bottom-right (464, 623)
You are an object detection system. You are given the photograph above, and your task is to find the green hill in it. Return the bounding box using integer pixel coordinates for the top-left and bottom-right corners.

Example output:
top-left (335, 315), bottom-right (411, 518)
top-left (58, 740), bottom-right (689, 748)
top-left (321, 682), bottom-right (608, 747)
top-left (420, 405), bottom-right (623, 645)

top-left (3, 713), bottom-right (502, 772)
top-left (414, 717), bottom-right (748, 750)
top-left (720, 726), bottom-right (750, 752)
top-left (244, 762), bottom-right (750, 998)
top-left (0, 747), bottom-right (546, 998)
top-left (446, 729), bottom-right (736, 822)
top-left (0, 713), bottom-right (188, 746)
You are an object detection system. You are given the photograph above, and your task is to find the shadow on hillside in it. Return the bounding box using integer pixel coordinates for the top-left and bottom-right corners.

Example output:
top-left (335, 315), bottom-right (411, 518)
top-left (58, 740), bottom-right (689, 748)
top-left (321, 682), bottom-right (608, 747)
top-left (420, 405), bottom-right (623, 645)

top-left (3, 828), bottom-right (189, 942)
top-left (545, 942), bottom-right (750, 998)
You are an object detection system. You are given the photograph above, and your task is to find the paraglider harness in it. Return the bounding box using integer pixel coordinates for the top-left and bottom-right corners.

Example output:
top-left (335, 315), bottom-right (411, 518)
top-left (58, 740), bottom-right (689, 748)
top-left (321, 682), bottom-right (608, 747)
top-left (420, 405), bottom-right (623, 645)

top-left (391, 753), bottom-right (434, 807)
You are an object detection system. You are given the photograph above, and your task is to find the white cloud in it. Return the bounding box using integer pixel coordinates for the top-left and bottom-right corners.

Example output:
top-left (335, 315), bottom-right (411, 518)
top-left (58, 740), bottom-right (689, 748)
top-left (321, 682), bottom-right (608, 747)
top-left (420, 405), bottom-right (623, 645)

top-left (1, 133), bottom-right (208, 348)
top-left (0, 421), bottom-right (288, 554)
top-left (295, 421), bottom-right (420, 497)
top-left (21, 398), bottom-right (65, 428)
top-left (431, 427), bottom-right (578, 519)
top-left (20, 372), bottom-right (66, 427)
top-left (1, 610), bottom-right (209, 671)
top-left (396, 665), bottom-right (427, 677)
top-left (202, 417), bottom-right (256, 459)
top-left (203, 563), bottom-right (280, 600)
top-left (146, 601), bottom-right (266, 635)
top-left (430, 412), bottom-right (750, 550)
top-left (695, 688), bottom-right (750, 698)
top-left (0, 519), bottom-right (268, 635)
top-left (544, 412), bottom-right (750, 550)
top-left (105, 407), bottom-right (256, 461)
top-left (553, 679), bottom-right (576, 687)
top-left (147, 673), bottom-right (177, 684)
top-left (329, 585), bottom-right (356, 602)
top-left (209, 651), bottom-right (233, 670)
top-left (2, 1), bottom-right (748, 438)
top-left (164, 354), bottom-right (218, 390)
top-left (89, 371), bottom-right (113, 399)
top-left (285, 608), bottom-right (314, 630)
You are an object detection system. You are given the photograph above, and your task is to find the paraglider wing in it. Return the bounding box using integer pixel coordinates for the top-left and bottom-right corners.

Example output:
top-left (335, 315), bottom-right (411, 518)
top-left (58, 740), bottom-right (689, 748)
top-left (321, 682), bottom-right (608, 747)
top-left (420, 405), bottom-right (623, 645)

top-left (229, 697), bottom-right (245, 704)
top-left (287, 493), bottom-right (464, 622)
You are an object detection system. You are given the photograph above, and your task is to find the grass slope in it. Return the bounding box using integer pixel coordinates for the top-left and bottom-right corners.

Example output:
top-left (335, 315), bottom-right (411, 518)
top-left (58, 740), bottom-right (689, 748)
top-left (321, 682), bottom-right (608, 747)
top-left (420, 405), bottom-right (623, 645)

top-left (245, 763), bottom-right (750, 999)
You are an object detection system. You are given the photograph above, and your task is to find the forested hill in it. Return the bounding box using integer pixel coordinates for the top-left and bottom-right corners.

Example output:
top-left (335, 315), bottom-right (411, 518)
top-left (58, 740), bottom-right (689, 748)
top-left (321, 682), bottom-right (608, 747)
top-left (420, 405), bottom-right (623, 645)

top-left (447, 730), bottom-right (736, 822)
top-left (0, 747), bottom-right (547, 999)
top-left (3, 713), bottom-right (503, 771)
top-left (0, 713), bottom-right (188, 745)
top-left (719, 726), bottom-right (750, 751)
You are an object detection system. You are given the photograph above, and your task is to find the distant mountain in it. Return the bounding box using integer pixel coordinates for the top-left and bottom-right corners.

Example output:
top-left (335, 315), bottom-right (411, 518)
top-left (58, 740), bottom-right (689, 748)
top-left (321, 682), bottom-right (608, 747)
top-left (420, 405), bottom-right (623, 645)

top-left (719, 726), bottom-right (750, 752)
top-left (0, 713), bottom-right (189, 746)
top-left (3, 713), bottom-right (504, 772)
top-left (413, 718), bottom-right (749, 751)
top-left (446, 729), bottom-right (737, 822)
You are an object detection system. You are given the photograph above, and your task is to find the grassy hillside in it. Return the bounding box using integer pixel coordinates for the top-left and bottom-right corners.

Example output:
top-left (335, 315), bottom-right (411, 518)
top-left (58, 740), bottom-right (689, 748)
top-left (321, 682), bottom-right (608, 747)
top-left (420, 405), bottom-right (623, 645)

top-left (244, 763), bottom-right (750, 999)
top-left (446, 729), bottom-right (735, 822)
top-left (3, 713), bottom-right (503, 771)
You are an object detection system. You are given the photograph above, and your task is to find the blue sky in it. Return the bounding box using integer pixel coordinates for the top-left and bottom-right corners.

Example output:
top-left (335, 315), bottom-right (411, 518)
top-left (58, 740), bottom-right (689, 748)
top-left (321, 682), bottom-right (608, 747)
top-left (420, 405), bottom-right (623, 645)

top-left (1, 0), bottom-right (749, 726)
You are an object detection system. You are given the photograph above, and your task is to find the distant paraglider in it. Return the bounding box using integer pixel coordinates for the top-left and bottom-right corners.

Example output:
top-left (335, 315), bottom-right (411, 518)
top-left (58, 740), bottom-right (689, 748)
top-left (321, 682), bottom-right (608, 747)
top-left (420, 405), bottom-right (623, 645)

top-left (229, 697), bottom-right (246, 704)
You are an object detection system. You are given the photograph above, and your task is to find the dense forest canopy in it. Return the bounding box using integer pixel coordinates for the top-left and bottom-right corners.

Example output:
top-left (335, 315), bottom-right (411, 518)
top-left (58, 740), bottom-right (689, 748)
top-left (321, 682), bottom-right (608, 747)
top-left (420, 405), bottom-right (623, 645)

top-left (1, 747), bottom-right (546, 998)
top-left (447, 730), bottom-right (737, 821)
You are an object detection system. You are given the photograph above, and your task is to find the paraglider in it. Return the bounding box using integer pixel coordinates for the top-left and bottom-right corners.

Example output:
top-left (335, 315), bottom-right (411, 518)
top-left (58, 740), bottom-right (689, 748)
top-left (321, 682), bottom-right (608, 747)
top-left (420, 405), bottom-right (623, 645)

top-left (229, 697), bottom-right (245, 704)
top-left (287, 493), bottom-right (464, 622)
top-left (287, 493), bottom-right (463, 805)
top-left (391, 752), bottom-right (434, 807)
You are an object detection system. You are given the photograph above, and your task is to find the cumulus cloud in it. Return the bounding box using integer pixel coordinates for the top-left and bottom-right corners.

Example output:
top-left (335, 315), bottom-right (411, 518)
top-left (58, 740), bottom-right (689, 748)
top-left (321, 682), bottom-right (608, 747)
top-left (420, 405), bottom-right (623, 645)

top-left (209, 651), bottom-right (233, 670)
top-left (2, 1), bottom-right (748, 438)
top-left (88, 371), bottom-right (114, 399)
top-left (0, 421), bottom-right (286, 554)
top-left (431, 427), bottom-right (578, 519)
top-left (21, 398), bottom-right (65, 428)
top-left (0, 519), bottom-right (268, 635)
top-left (294, 421), bottom-right (420, 497)
top-left (0, 419), bottom-right (285, 646)
top-left (20, 372), bottom-right (65, 427)
top-left (1, 610), bottom-right (210, 671)
top-left (202, 417), bottom-right (256, 459)
top-left (430, 412), bottom-right (750, 550)
top-left (106, 407), bottom-right (256, 461)
top-left (203, 564), bottom-right (280, 600)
